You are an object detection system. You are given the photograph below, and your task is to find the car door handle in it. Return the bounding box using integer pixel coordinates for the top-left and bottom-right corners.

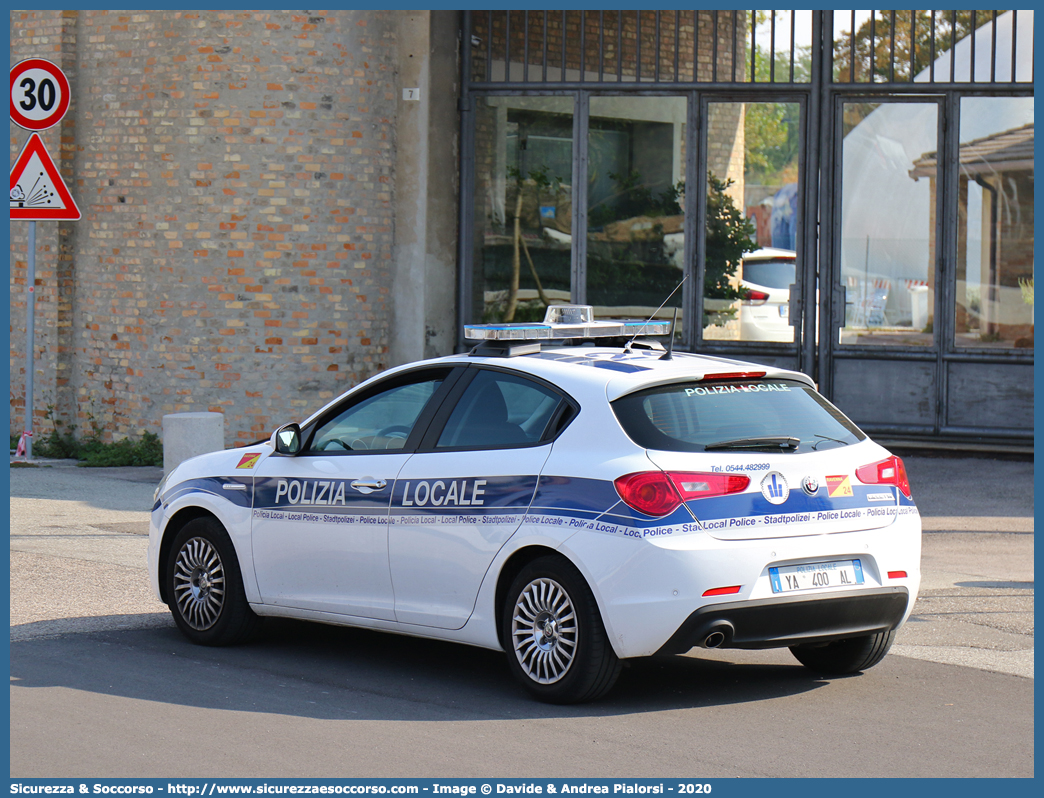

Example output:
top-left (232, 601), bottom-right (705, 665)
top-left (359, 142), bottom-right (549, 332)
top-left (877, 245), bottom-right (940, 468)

top-left (351, 478), bottom-right (387, 494)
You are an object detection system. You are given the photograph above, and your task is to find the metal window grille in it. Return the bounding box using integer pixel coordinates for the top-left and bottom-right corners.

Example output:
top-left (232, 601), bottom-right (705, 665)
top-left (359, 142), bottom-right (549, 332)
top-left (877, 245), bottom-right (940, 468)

top-left (466, 10), bottom-right (813, 87)
top-left (466, 9), bottom-right (1032, 89)
top-left (832, 9), bottom-right (1032, 84)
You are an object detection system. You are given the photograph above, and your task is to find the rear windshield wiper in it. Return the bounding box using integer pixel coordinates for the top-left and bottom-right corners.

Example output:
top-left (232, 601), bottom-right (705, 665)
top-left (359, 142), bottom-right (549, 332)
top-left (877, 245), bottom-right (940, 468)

top-left (704, 436), bottom-right (800, 452)
top-left (812, 433), bottom-right (849, 450)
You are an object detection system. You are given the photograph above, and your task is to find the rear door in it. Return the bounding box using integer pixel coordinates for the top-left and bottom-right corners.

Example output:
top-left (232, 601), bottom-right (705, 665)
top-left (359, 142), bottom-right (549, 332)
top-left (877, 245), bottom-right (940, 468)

top-left (388, 367), bottom-right (572, 629)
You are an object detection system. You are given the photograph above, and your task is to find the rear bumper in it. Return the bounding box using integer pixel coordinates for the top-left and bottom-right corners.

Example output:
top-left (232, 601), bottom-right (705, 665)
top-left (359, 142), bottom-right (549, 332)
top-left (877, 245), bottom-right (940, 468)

top-left (656, 586), bottom-right (910, 655)
top-left (738, 308), bottom-right (792, 342)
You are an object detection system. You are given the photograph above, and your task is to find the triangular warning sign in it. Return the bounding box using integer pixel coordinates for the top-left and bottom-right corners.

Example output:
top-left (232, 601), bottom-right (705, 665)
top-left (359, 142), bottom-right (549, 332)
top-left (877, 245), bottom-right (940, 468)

top-left (10, 133), bottom-right (81, 221)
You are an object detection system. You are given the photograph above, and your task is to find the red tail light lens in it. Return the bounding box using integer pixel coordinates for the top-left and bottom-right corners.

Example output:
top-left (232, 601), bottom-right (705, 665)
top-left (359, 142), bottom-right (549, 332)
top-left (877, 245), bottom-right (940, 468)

top-left (743, 290), bottom-right (770, 304)
top-left (614, 472), bottom-right (682, 516)
top-left (615, 471), bottom-right (750, 516)
top-left (855, 455), bottom-right (911, 498)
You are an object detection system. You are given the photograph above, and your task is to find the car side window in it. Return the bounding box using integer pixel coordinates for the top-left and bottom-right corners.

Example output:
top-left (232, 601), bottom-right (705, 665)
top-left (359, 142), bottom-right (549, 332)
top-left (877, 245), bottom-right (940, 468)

top-left (308, 376), bottom-right (444, 454)
top-left (436, 370), bottom-right (562, 450)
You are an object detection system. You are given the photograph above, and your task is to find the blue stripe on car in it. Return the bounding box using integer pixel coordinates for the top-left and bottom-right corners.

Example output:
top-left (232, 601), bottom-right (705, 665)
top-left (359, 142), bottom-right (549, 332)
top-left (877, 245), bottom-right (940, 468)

top-left (159, 476), bottom-right (254, 510)
top-left (159, 473), bottom-right (915, 530)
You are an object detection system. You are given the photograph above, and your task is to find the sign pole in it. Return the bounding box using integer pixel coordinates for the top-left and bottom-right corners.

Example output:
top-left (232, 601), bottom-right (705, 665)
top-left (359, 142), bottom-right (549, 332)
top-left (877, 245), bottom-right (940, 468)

top-left (25, 220), bottom-right (36, 460)
top-left (11, 60), bottom-right (78, 461)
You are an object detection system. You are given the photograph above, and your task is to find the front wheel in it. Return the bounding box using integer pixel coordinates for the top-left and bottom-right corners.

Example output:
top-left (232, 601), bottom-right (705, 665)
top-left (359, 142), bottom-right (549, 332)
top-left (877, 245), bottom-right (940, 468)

top-left (502, 556), bottom-right (621, 704)
top-left (166, 517), bottom-right (262, 646)
top-left (790, 629), bottom-right (896, 674)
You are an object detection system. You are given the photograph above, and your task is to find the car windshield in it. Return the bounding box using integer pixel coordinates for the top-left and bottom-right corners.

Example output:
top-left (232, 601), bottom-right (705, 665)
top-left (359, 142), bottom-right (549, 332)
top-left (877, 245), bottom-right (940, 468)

top-left (612, 378), bottom-right (865, 453)
top-left (742, 258), bottom-right (796, 290)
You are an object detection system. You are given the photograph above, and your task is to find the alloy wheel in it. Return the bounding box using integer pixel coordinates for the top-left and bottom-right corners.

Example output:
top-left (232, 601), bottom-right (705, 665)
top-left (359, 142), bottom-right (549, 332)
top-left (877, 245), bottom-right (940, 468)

top-left (511, 577), bottom-right (578, 684)
top-left (172, 536), bottom-right (226, 631)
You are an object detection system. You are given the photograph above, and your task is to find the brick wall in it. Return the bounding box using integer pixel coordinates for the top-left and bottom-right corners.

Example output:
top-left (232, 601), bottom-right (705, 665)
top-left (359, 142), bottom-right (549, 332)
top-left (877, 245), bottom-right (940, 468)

top-left (11, 9), bottom-right (399, 446)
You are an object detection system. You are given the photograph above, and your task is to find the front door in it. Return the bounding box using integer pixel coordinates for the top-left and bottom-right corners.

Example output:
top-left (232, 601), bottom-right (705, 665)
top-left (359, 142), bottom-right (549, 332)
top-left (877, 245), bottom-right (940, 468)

top-left (251, 368), bottom-right (456, 619)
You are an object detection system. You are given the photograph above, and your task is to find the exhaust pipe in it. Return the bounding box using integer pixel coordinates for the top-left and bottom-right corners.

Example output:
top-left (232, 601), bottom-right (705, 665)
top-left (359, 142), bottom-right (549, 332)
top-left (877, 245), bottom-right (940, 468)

top-left (697, 620), bottom-right (734, 649)
top-left (702, 631), bottom-right (726, 648)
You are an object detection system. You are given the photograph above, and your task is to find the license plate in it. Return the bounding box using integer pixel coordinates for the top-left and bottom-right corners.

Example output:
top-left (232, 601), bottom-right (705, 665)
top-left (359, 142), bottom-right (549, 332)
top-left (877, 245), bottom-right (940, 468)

top-left (769, 559), bottom-right (864, 593)
top-left (779, 304), bottom-right (789, 318)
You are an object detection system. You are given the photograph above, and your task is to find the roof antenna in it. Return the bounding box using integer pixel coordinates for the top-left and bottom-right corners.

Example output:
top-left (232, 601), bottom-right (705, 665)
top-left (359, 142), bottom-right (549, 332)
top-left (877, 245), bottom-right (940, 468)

top-left (623, 274), bottom-right (686, 353)
top-left (659, 307), bottom-right (679, 360)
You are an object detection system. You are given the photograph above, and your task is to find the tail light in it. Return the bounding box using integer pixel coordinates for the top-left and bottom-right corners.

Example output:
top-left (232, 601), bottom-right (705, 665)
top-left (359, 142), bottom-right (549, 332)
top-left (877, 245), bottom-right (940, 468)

top-left (614, 472), bottom-right (680, 516)
top-left (743, 290), bottom-right (770, 305)
top-left (615, 471), bottom-right (750, 517)
top-left (701, 371), bottom-right (766, 381)
top-left (673, 472), bottom-right (751, 499)
top-left (855, 455), bottom-right (911, 499)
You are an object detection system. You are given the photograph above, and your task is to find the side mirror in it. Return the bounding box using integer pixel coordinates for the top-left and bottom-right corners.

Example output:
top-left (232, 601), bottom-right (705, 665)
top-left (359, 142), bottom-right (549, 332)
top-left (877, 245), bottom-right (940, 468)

top-left (273, 423), bottom-right (302, 455)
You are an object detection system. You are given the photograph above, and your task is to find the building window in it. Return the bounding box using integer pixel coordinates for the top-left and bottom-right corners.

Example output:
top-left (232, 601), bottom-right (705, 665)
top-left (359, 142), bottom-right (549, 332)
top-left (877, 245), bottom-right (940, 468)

top-left (954, 97), bottom-right (1034, 349)
top-left (471, 96), bottom-right (575, 323)
top-left (839, 101), bottom-right (938, 347)
top-left (586, 96), bottom-right (687, 322)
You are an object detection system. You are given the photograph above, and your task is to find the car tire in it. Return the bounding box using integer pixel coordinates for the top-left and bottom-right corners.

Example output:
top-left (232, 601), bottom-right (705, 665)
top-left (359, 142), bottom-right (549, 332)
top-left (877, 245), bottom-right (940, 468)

top-left (166, 517), bottom-right (262, 646)
top-left (502, 555), bottom-right (621, 704)
top-left (789, 629), bottom-right (896, 675)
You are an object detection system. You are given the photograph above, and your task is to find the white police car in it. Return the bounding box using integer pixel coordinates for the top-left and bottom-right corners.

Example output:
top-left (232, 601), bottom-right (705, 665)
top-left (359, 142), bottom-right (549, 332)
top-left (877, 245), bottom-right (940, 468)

top-left (149, 305), bottom-right (921, 703)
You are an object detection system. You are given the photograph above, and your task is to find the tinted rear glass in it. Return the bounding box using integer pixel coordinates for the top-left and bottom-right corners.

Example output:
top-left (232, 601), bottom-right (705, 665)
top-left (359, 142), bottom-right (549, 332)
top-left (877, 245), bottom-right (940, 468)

top-left (742, 259), bottom-right (796, 290)
top-left (612, 379), bottom-right (865, 453)
top-left (436, 369), bottom-right (562, 449)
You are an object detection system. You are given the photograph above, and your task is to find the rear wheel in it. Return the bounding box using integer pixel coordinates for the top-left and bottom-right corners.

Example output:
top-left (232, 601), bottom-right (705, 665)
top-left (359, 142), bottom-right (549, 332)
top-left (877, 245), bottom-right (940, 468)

top-left (166, 517), bottom-right (261, 646)
top-left (790, 629), bottom-right (896, 674)
top-left (502, 556), bottom-right (621, 704)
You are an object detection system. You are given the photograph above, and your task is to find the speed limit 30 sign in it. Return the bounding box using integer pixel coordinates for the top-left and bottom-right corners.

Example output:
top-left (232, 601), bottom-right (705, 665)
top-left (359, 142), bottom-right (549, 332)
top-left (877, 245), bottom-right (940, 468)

top-left (10, 58), bottom-right (71, 131)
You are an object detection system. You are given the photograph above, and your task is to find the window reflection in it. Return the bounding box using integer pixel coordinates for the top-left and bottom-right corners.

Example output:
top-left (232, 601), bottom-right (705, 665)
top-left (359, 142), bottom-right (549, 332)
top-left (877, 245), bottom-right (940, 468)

top-left (586, 96), bottom-right (687, 328)
top-left (703, 101), bottom-right (800, 344)
top-left (840, 101), bottom-right (936, 346)
top-left (472, 96), bottom-right (574, 323)
top-left (952, 97), bottom-right (1034, 349)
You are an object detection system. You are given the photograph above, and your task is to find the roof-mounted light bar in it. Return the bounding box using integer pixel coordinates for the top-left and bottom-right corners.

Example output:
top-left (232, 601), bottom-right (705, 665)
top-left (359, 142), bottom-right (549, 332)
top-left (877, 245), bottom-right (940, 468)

top-left (464, 305), bottom-right (672, 342)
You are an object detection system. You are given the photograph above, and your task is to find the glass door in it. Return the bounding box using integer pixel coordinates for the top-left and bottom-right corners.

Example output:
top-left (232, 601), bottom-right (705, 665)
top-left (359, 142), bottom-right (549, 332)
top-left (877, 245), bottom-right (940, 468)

top-left (694, 97), bottom-right (806, 372)
top-left (952, 96), bottom-right (1034, 352)
top-left (585, 95), bottom-right (688, 328)
top-left (837, 101), bottom-right (939, 348)
top-left (827, 97), bottom-right (944, 433)
top-left (470, 95), bottom-right (576, 324)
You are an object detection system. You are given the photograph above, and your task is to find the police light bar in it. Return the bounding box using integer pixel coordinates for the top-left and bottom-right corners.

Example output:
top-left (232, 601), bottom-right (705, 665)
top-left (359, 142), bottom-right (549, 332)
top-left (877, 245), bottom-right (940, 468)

top-left (464, 305), bottom-right (672, 341)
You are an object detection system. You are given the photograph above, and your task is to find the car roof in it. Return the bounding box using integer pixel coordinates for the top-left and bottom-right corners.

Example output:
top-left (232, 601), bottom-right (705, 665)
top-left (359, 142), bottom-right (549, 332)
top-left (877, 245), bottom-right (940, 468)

top-left (297, 341), bottom-right (817, 430)
top-left (436, 346), bottom-right (815, 403)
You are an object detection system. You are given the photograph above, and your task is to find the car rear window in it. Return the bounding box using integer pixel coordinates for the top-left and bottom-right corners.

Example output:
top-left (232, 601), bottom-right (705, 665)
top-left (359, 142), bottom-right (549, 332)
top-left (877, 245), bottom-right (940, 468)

top-left (742, 259), bottom-right (796, 290)
top-left (612, 379), bottom-right (865, 453)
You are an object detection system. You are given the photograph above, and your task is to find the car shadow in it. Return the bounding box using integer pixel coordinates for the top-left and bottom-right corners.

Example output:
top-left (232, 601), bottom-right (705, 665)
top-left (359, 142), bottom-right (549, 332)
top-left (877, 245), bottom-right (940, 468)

top-left (11, 614), bottom-right (834, 720)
